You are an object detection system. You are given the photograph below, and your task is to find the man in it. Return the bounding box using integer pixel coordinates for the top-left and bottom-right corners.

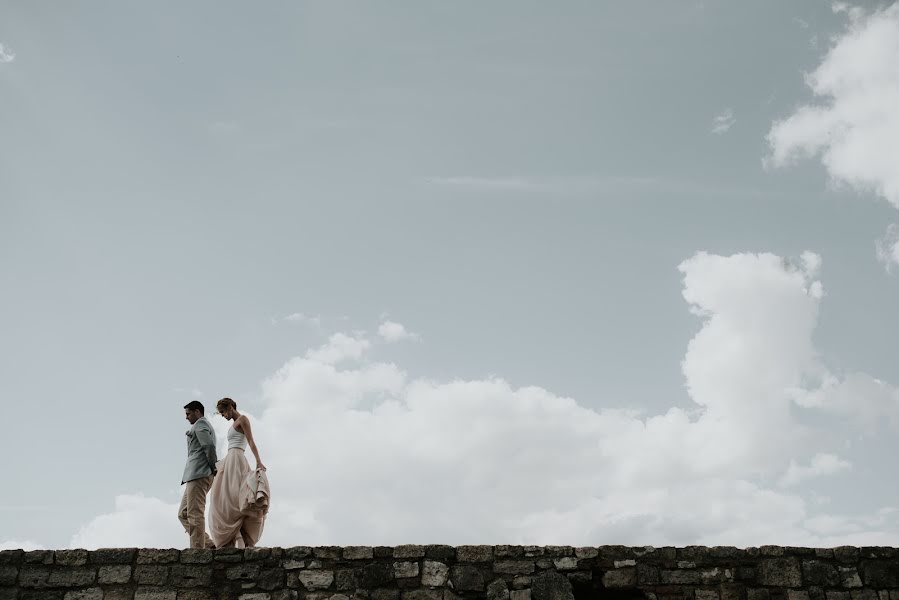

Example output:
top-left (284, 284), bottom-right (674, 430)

top-left (179, 401), bottom-right (218, 548)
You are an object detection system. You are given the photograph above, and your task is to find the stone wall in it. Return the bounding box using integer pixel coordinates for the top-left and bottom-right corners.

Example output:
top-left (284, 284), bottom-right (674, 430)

top-left (2, 545), bottom-right (898, 600)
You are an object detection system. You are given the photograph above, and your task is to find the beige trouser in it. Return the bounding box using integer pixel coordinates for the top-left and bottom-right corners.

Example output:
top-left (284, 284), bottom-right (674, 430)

top-left (178, 475), bottom-right (215, 548)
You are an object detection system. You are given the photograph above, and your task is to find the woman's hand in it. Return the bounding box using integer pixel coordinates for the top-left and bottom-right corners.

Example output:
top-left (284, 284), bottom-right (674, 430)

top-left (257, 462), bottom-right (267, 471)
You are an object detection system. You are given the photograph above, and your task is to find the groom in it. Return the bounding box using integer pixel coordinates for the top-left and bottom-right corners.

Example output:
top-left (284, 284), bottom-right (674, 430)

top-left (179, 401), bottom-right (218, 548)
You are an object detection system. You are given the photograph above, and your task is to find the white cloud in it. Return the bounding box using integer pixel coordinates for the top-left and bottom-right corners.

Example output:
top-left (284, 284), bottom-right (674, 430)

top-left (284, 312), bottom-right (321, 327)
top-left (61, 251), bottom-right (899, 549)
top-left (0, 43), bottom-right (15, 64)
top-left (767, 4), bottom-right (899, 266)
top-left (378, 320), bottom-right (420, 343)
top-left (779, 453), bottom-right (852, 487)
top-left (304, 332), bottom-right (371, 364)
top-left (711, 108), bottom-right (736, 134)
top-left (69, 494), bottom-right (183, 550)
top-left (876, 224), bottom-right (899, 271)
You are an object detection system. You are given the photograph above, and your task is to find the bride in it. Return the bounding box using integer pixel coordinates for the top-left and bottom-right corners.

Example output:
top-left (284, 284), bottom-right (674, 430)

top-left (210, 397), bottom-right (268, 548)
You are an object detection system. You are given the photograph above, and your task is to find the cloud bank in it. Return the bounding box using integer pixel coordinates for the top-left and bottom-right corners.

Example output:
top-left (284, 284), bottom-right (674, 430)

top-left (767, 3), bottom-right (899, 267)
top-left (28, 251), bottom-right (899, 550)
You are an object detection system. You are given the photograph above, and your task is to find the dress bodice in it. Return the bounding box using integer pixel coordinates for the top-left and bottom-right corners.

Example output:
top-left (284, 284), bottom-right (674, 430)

top-left (227, 425), bottom-right (247, 450)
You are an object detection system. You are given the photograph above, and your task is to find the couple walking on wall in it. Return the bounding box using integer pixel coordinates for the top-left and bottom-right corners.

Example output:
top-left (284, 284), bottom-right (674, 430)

top-left (180, 397), bottom-right (270, 548)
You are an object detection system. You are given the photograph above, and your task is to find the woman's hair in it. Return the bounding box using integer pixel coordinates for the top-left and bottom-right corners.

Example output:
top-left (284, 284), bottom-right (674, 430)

top-left (216, 397), bottom-right (237, 411)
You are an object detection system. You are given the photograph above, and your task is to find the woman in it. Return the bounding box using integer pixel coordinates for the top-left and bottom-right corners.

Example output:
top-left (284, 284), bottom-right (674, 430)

top-left (209, 397), bottom-right (269, 548)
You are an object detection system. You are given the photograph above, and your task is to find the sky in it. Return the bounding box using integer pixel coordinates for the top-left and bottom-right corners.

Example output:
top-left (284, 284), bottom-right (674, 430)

top-left (2, 1), bottom-right (899, 550)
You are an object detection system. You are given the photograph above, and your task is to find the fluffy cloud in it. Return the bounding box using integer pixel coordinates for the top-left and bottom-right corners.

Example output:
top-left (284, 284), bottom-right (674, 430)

top-left (304, 332), bottom-right (371, 364)
top-left (767, 4), bottom-right (899, 265)
top-left (284, 313), bottom-right (321, 327)
top-left (0, 43), bottom-right (14, 64)
top-left (60, 251), bottom-right (899, 550)
top-left (377, 320), bottom-right (420, 343)
top-left (779, 453), bottom-right (852, 487)
top-left (711, 109), bottom-right (736, 134)
top-left (70, 495), bottom-right (183, 550)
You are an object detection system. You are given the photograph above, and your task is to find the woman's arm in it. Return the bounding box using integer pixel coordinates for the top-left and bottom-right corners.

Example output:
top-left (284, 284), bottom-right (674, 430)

top-left (238, 415), bottom-right (266, 471)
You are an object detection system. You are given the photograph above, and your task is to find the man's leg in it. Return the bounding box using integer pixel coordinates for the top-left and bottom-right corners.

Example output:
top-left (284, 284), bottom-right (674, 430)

top-left (178, 487), bottom-right (191, 541)
top-left (185, 476), bottom-right (214, 548)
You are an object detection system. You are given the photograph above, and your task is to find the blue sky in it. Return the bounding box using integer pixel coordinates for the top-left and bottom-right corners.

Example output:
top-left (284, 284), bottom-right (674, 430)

top-left (2, 1), bottom-right (899, 549)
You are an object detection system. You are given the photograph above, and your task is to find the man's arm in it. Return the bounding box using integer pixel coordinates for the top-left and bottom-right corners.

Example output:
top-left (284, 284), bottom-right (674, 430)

top-left (195, 423), bottom-right (218, 475)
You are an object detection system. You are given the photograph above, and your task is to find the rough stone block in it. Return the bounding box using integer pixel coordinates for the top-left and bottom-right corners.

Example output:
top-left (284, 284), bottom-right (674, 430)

top-left (89, 548), bottom-right (136, 564)
top-left (401, 591), bottom-right (443, 600)
top-left (394, 562), bottom-right (420, 579)
top-left (861, 562), bottom-right (899, 587)
top-left (98, 564), bottom-right (132, 584)
top-left (457, 547), bottom-right (493, 563)
top-left (494, 561), bottom-right (535, 575)
top-left (574, 548), bottom-right (598, 559)
top-left (55, 550), bottom-right (89, 566)
top-left (496, 547), bottom-right (524, 559)
top-left (840, 567), bottom-right (863, 588)
top-left (425, 546), bottom-right (454, 560)
top-left (344, 547), bottom-right (374, 560)
top-left (511, 590), bottom-right (532, 600)
top-left (422, 561), bottom-right (449, 587)
top-left (661, 570), bottom-right (702, 585)
top-left (696, 591), bottom-right (719, 600)
top-left (284, 547), bottom-right (312, 561)
top-left (746, 590), bottom-right (769, 600)
top-left (637, 564), bottom-right (660, 585)
top-left (63, 589), bottom-right (103, 600)
top-left (177, 591), bottom-right (217, 600)
top-left (512, 576), bottom-right (532, 589)
top-left (181, 549), bottom-right (213, 564)
top-left (702, 568), bottom-right (724, 584)
top-left (850, 591), bottom-right (880, 600)
top-left (815, 549), bottom-right (835, 559)
top-left (362, 563), bottom-right (393, 588)
top-left (135, 566), bottom-right (170, 586)
top-left (602, 568), bottom-right (636, 589)
top-left (394, 546), bottom-right (426, 559)
top-left (48, 567), bottom-right (97, 587)
top-left (170, 565), bottom-right (213, 587)
top-left (711, 547), bottom-right (743, 559)
top-left (524, 547), bottom-right (545, 558)
top-left (17, 566), bottom-right (51, 588)
top-left (24, 551), bottom-right (54, 565)
top-left (134, 589), bottom-right (177, 600)
top-left (827, 594), bottom-right (851, 600)
top-left (245, 548), bottom-right (272, 562)
top-left (544, 547), bottom-right (573, 558)
top-left (0, 550), bottom-right (24, 565)
top-left (299, 570), bottom-right (335, 590)
top-left (835, 548), bottom-right (860, 563)
top-left (238, 594), bottom-right (271, 600)
top-left (99, 588), bottom-right (133, 600)
top-left (228, 564), bottom-right (263, 580)
top-left (214, 548), bottom-right (244, 563)
top-left (553, 557), bottom-right (578, 571)
top-left (720, 583), bottom-right (746, 600)
top-left (757, 559), bottom-right (802, 588)
top-left (451, 565), bottom-right (485, 591)
top-left (803, 561), bottom-right (840, 587)
top-left (487, 578), bottom-right (510, 600)
top-left (314, 547), bottom-right (341, 559)
top-left (787, 591), bottom-right (810, 600)
top-left (531, 570), bottom-right (574, 600)
top-left (137, 549), bottom-right (179, 564)
top-left (371, 589), bottom-right (400, 600)
top-left (336, 568), bottom-right (360, 590)
top-left (0, 565), bottom-right (17, 586)
top-left (760, 547), bottom-right (785, 557)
